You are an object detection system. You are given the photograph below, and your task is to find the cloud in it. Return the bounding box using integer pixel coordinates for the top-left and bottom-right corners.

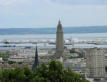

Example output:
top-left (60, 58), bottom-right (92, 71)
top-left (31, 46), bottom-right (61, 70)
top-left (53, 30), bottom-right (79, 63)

top-left (52, 0), bottom-right (107, 5)
top-left (42, 0), bottom-right (52, 3)
top-left (0, 0), bottom-right (31, 6)
top-left (0, 0), bottom-right (107, 28)
top-left (0, 0), bottom-right (14, 6)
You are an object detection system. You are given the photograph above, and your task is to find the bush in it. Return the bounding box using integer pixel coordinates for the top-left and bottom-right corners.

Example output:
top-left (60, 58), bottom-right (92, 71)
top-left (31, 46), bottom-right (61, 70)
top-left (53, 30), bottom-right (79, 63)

top-left (8, 61), bottom-right (16, 64)
top-left (18, 62), bottom-right (23, 64)
top-left (70, 49), bottom-right (77, 53)
top-left (0, 53), bottom-right (10, 61)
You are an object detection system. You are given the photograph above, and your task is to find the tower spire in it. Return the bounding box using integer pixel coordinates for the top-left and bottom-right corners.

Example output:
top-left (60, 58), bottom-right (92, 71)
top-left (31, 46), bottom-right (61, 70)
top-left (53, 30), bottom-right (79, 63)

top-left (58, 19), bottom-right (61, 24)
top-left (32, 44), bottom-right (39, 71)
top-left (57, 20), bottom-right (63, 32)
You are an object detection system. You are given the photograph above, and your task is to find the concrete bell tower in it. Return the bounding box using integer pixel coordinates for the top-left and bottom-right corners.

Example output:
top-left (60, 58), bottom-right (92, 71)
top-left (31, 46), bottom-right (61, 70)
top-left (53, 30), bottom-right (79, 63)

top-left (56, 20), bottom-right (64, 58)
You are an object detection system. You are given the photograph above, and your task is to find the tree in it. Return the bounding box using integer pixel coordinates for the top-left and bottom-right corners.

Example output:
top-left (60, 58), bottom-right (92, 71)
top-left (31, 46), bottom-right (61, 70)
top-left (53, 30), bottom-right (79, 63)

top-left (33, 59), bottom-right (89, 82)
top-left (0, 60), bottom-right (89, 82)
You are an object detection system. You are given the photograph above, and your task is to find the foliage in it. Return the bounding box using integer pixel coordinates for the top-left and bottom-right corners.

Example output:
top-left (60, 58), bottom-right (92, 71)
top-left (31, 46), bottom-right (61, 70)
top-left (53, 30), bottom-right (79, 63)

top-left (0, 52), bottom-right (10, 61)
top-left (8, 61), bottom-right (16, 64)
top-left (18, 62), bottom-right (23, 64)
top-left (0, 60), bottom-right (89, 82)
top-left (69, 49), bottom-right (77, 53)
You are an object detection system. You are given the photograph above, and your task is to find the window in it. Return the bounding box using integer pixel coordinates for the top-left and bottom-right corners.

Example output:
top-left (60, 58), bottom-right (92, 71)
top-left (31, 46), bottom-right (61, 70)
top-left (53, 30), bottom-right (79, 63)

top-left (105, 66), bottom-right (107, 72)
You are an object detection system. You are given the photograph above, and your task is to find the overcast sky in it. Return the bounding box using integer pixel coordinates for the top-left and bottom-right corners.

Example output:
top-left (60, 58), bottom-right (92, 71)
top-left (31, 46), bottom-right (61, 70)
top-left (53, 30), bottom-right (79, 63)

top-left (0, 0), bottom-right (107, 28)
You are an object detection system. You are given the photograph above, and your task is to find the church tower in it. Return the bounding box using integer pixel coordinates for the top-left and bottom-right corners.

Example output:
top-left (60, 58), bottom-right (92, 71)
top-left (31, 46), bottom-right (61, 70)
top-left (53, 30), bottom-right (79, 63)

top-left (32, 45), bottom-right (39, 71)
top-left (56, 20), bottom-right (64, 58)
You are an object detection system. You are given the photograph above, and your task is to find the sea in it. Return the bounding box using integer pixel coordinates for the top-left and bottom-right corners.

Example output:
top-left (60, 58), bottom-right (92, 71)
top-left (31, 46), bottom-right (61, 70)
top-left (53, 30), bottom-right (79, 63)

top-left (0, 26), bottom-right (107, 40)
top-left (0, 26), bottom-right (107, 48)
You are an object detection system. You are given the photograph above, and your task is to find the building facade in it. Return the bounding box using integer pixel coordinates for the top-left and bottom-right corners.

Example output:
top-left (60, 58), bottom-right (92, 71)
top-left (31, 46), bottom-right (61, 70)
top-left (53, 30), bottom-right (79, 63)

top-left (86, 48), bottom-right (105, 78)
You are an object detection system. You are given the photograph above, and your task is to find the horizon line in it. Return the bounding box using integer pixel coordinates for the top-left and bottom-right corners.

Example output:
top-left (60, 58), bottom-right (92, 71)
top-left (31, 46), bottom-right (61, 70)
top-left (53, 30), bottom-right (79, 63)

top-left (0, 25), bottom-right (107, 29)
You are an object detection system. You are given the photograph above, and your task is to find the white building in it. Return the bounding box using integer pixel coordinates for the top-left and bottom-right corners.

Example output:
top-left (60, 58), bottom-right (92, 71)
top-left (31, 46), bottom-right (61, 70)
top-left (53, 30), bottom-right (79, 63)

top-left (86, 48), bottom-right (105, 78)
top-left (8, 55), bottom-right (27, 62)
top-left (0, 57), bottom-right (3, 62)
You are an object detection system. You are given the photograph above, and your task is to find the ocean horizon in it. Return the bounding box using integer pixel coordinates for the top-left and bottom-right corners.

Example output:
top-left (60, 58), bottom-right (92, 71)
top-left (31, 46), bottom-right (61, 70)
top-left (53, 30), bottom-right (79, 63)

top-left (0, 26), bottom-right (107, 35)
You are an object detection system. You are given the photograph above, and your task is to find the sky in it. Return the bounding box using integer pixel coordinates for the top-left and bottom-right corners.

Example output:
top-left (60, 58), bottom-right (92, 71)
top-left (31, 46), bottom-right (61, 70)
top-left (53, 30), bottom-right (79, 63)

top-left (0, 0), bottom-right (107, 28)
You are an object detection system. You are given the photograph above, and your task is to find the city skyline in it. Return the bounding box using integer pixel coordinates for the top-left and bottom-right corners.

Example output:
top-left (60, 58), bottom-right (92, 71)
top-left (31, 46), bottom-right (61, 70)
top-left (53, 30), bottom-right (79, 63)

top-left (0, 0), bottom-right (107, 28)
